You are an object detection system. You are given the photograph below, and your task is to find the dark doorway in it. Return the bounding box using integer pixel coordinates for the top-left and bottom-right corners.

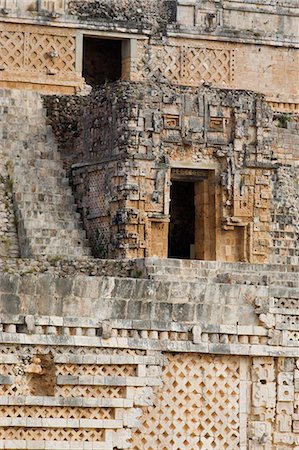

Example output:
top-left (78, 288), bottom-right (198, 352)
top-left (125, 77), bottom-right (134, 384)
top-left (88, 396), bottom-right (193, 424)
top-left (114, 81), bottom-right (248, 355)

top-left (168, 181), bottom-right (195, 259)
top-left (82, 37), bottom-right (122, 86)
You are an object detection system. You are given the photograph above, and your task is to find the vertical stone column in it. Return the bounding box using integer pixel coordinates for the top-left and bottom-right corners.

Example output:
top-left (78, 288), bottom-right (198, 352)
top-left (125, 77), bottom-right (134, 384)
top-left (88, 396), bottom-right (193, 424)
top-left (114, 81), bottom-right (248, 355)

top-left (249, 357), bottom-right (276, 449)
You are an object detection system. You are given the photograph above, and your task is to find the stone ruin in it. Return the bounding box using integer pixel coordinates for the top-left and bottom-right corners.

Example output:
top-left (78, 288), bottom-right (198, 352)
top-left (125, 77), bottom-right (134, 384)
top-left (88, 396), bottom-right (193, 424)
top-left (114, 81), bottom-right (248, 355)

top-left (0, 0), bottom-right (298, 448)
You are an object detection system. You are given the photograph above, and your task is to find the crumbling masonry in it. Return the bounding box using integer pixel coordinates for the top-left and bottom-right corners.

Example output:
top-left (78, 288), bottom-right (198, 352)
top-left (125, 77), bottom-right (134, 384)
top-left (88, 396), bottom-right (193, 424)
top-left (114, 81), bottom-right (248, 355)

top-left (0, 0), bottom-right (298, 449)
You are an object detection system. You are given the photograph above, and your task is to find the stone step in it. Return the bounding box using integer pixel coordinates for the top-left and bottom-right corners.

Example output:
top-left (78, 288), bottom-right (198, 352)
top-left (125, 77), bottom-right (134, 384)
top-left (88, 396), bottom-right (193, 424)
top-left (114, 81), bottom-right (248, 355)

top-left (15, 160), bottom-right (64, 173)
top-left (14, 192), bottom-right (76, 205)
top-left (25, 228), bottom-right (88, 240)
top-left (0, 88), bottom-right (91, 258)
top-left (151, 267), bottom-right (299, 280)
top-left (152, 274), bottom-right (299, 288)
top-left (144, 258), bottom-right (299, 274)
top-left (143, 260), bottom-right (299, 287)
top-left (31, 245), bottom-right (91, 257)
top-left (15, 206), bottom-right (81, 220)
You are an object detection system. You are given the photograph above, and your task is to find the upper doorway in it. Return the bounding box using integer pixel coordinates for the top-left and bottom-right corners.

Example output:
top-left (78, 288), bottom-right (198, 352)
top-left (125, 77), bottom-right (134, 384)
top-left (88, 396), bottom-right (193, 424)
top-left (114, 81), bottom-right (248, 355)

top-left (82, 36), bottom-right (122, 86)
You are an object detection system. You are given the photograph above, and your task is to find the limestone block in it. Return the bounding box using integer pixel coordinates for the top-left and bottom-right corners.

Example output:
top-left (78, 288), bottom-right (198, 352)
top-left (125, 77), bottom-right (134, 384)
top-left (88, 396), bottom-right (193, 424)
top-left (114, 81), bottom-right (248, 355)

top-left (192, 325), bottom-right (202, 343)
top-left (277, 401), bottom-right (294, 415)
top-left (278, 372), bottom-right (293, 386)
top-left (273, 432), bottom-right (295, 445)
top-left (277, 384), bottom-right (295, 402)
top-left (101, 322), bottom-right (113, 339)
top-left (123, 408), bottom-right (142, 427)
top-left (0, 375), bottom-right (13, 385)
top-left (276, 412), bottom-right (292, 433)
top-left (268, 329), bottom-right (281, 346)
top-left (249, 421), bottom-right (272, 448)
top-left (259, 313), bottom-right (275, 329)
top-left (177, 5), bottom-right (195, 26)
top-left (5, 324), bottom-right (16, 333)
top-left (24, 315), bottom-right (36, 334)
top-left (112, 429), bottom-right (131, 449)
top-left (293, 421), bottom-right (299, 433)
top-left (252, 358), bottom-right (275, 382)
top-left (252, 382), bottom-right (276, 408)
top-left (146, 365), bottom-right (162, 377)
top-left (133, 387), bottom-right (153, 406)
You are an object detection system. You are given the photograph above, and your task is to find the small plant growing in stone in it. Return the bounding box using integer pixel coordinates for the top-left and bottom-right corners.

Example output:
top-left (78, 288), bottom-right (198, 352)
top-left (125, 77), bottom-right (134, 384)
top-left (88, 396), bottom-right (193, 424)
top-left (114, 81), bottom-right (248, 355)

top-left (275, 113), bottom-right (291, 128)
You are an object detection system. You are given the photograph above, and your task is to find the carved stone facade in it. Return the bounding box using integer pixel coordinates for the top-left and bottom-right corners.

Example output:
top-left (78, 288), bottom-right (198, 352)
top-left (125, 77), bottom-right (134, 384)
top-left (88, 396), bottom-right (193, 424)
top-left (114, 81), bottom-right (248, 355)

top-left (0, 0), bottom-right (298, 449)
top-left (0, 264), bottom-right (298, 449)
top-left (0, 0), bottom-right (298, 111)
top-left (45, 82), bottom-right (297, 265)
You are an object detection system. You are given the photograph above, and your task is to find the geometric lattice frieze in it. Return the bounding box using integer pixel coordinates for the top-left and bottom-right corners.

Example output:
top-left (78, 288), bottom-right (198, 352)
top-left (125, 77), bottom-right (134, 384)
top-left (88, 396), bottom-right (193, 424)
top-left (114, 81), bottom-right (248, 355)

top-left (274, 297), bottom-right (298, 310)
top-left (0, 405), bottom-right (114, 420)
top-left (0, 345), bottom-right (146, 357)
top-left (55, 385), bottom-right (126, 399)
top-left (130, 353), bottom-right (241, 450)
top-left (0, 427), bottom-right (105, 441)
top-left (182, 47), bottom-right (231, 85)
top-left (0, 31), bottom-right (25, 69)
top-left (137, 44), bottom-right (233, 86)
top-left (56, 363), bottom-right (137, 377)
top-left (27, 33), bottom-right (75, 72)
top-left (0, 364), bottom-right (15, 375)
top-left (0, 23), bottom-right (76, 84)
top-left (0, 381), bottom-right (127, 399)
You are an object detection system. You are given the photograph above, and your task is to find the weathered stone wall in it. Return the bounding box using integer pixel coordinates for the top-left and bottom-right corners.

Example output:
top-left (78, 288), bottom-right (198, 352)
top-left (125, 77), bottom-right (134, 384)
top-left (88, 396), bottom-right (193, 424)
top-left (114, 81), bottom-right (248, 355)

top-left (1, 257), bottom-right (298, 334)
top-left (68, 0), bottom-right (177, 33)
top-left (0, 0), bottom-right (298, 108)
top-left (1, 0), bottom-right (297, 44)
top-left (1, 334), bottom-right (299, 449)
top-left (0, 1), bottom-right (298, 449)
top-left (0, 88), bottom-right (90, 258)
top-left (269, 122), bottom-right (299, 265)
top-left (0, 160), bottom-right (19, 258)
top-left (44, 85), bottom-right (132, 168)
top-left (0, 258), bottom-right (298, 448)
top-left (135, 37), bottom-right (299, 108)
top-left (46, 81), bottom-right (283, 264)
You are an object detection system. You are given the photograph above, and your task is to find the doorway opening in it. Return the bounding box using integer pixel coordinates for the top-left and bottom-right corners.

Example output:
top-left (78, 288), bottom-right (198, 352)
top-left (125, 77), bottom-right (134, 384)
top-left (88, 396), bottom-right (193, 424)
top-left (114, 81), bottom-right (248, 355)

top-left (168, 168), bottom-right (216, 260)
top-left (82, 37), bottom-right (122, 86)
top-left (168, 181), bottom-right (195, 258)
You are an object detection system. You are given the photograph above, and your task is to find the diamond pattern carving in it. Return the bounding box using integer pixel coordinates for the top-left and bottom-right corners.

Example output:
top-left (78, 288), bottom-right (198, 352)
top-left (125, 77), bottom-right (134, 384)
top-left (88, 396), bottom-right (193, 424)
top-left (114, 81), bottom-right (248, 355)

top-left (27, 33), bottom-right (75, 72)
top-left (0, 345), bottom-right (145, 357)
top-left (0, 31), bottom-right (25, 69)
top-left (138, 44), bottom-right (232, 86)
top-left (56, 363), bottom-right (136, 377)
top-left (0, 427), bottom-right (105, 441)
top-left (0, 406), bottom-right (113, 420)
top-left (55, 385), bottom-right (126, 398)
top-left (183, 47), bottom-right (231, 85)
top-left (131, 354), bottom-right (240, 450)
top-left (0, 23), bottom-right (76, 78)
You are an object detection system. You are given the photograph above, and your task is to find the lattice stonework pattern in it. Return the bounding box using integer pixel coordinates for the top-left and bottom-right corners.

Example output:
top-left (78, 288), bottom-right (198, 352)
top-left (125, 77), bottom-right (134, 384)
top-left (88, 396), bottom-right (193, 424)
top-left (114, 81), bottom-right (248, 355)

top-left (137, 44), bottom-right (233, 86)
top-left (131, 354), bottom-right (241, 450)
top-left (0, 30), bottom-right (25, 69)
top-left (27, 33), bottom-right (75, 72)
top-left (0, 23), bottom-right (78, 87)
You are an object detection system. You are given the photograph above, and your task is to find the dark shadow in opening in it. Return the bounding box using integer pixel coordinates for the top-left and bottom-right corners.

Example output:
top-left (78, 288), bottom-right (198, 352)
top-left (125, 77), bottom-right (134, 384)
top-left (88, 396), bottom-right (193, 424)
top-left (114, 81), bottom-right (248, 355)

top-left (168, 181), bottom-right (195, 259)
top-left (83, 37), bottom-right (122, 86)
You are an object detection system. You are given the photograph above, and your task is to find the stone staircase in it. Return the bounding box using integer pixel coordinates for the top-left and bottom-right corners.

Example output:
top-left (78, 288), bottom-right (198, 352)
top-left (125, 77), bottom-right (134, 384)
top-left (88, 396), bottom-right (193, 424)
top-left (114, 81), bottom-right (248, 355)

top-left (140, 258), bottom-right (299, 288)
top-left (0, 159), bottom-right (19, 258)
top-left (0, 89), bottom-right (90, 258)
